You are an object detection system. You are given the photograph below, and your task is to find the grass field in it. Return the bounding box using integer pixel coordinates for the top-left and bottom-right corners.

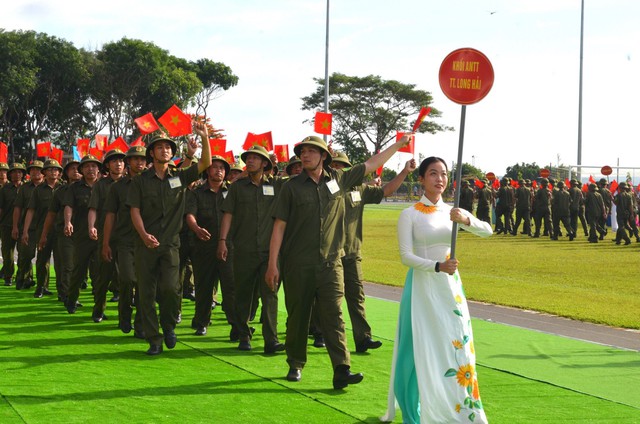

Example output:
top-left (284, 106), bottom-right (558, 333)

top-left (361, 203), bottom-right (640, 329)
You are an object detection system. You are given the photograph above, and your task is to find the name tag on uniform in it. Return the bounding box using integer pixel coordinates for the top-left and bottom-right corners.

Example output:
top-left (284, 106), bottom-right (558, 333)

top-left (262, 185), bottom-right (274, 196)
top-left (222, 191), bottom-right (228, 199)
top-left (350, 191), bottom-right (361, 202)
top-left (327, 179), bottom-right (340, 194)
top-left (169, 177), bottom-right (182, 189)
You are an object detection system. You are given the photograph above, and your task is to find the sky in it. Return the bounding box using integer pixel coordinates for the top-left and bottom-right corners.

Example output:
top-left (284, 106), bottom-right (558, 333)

top-left (3, 0), bottom-right (640, 180)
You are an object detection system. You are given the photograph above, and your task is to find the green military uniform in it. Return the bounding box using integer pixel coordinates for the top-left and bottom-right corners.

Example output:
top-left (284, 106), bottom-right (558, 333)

top-left (186, 160), bottom-right (237, 336)
top-left (625, 185), bottom-right (640, 242)
top-left (221, 145), bottom-right (284, 350)
top-left (458, 181), bottom-right (474, 214)
top-left (585, 183), bottom-right (606, 242)
top-left (551, 181), bottom-right (574, 240)
top-left (533, 179), bottom-right (552, 237)
top-left (494, 179), bottom-right (513, 234)
top-left (14, 161), bottom-right (44, 288)
top-left (88, 149), bottom-right (125, 321)
top-left (0, 163), bottom-right (25, 286)
top-left (613, 182), bottom-right (632, 245)
top-left (273, 137), bottom-right (366, 376)
top-left (513, 181), bottom-right (532, 235)
top-left (126, 154), bottom-right (200, 348)
top-left (104, 147), bottom-right (145, 334)
top-left (28, 159), bottom-right (63, 296)
top-left (569, 180), bottom-right (587, 237)
top-left (63, 155), bottom-right (102, 313)
top-left (476, 181), bottom-right (492, 224)
top-left (598, 179), bottom-right (612, 237)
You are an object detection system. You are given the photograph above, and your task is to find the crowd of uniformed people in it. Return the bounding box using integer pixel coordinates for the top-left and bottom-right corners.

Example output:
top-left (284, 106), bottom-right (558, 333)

top-left (0, 121), bottom-right (416, 389)
top-left (456, 175), bottom-right (640, 245)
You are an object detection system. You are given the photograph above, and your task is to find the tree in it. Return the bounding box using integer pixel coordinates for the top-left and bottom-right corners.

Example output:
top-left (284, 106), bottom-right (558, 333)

top-left (192, 59), bottom-right (239, 117)
top-left (451, 162), bottom-right (485, 181)
top-left (301, 73), bottom-right (452, 164)
top-left (504, 162), bottom-right (541, 181)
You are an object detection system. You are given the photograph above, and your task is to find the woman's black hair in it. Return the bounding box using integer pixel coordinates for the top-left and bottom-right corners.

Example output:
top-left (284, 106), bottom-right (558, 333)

top-left (418, 156), bottom-right (448, 177)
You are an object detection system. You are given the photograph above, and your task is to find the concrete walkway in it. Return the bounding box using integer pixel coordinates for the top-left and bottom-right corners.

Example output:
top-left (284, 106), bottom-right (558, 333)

top-left (364, 281), bottom-right (640, 352)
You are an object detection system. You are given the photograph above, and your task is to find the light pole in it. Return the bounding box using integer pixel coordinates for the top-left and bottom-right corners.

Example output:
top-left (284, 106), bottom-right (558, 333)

top-left (577, 0), bottom-right (584, 180)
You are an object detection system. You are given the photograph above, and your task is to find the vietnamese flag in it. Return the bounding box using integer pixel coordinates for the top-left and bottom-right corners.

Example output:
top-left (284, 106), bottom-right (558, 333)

top-left (243, 131), bottom-right (273, 151)
top-left (492, 179), bottom-right (500, 190)
top-left (565, 178), bottom-right (571, 188)
top-left (134, 112), bottom-right (159, 135)
top-left (95, 135), bottom-right (108, 151)
top-left (89, 147), bottom-right (103, 160)
top-left (396, 132), bottom-right (415, 155)
top-left (610, 179), bottom-right (619, 194)
top-left (412, 107), bottom-right (431, 132)
top-left (158, 104), bottom-right (192, 137)
top-left (510, 179), bottom-right (519, 188)
top-left (36, 142), bottom-right (51, 157)
top-left (582, 183), bottom-right (589, 193)
top-left (77, 138), bottom-right (90, 157)
top-left (314, 112), bottom-right (332, 135)
top-left (375, 149), bottom-right (383, 176)
top-left (588, 175), bottom-right (596, 184)
top-left (274, 145), bottom-right (289, 162)
top-left (474, 178), bottom-right (484, 189)
top-left (50, 147), bottom-right (63, 164)
top-left (0, 141), bottom-right (7, 163)
top-left (130, 136), bottom-right (145, 147)
top-left (209, 138), bottom-right (226, 155)
top-left (222, 150), bottom-right (235, 164)
top-left (106, 136), bottom-right (129, 153)
top-left (532, 180), bottom-right (538, 189)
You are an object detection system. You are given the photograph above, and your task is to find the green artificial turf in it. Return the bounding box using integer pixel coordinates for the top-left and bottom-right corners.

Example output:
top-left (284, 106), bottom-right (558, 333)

top-left (1, 283), bottom-right (639, 423)
top-left (361, 203), bottom-right (640, 329)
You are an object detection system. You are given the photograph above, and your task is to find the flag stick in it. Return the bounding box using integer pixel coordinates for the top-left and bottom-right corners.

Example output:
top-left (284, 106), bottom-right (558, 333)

top-left (450, 105), bottom-right (466, 260)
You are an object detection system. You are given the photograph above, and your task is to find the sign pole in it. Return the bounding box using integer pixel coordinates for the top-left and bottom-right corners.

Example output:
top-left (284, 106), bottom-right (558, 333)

top-left (450, 105), bottom-right (466, 260)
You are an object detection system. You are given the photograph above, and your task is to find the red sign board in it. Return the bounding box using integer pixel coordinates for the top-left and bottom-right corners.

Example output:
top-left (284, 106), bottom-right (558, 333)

top-left (539, 169), bottom-right (550, 178)
top-left (601, 165), bottom-right (612, 176)
top-left (485, 172), bottom-right (496, 181)
top-left (439, 48), bottom-right (494, 105)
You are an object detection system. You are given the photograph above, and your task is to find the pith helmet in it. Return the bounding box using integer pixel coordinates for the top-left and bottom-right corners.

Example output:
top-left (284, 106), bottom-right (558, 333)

top-left (78, 154), bottom-right (102, 175)
top-left (285, 155), bottom-right (302, 175)
top-left (41, 159), bottom-right (63, 172)
top-left (27, 160), bottom-right (44, 172)
top-left (240, 145), bottom-right (272, 172)
top-left (146, 134), bottom-right (177, 161)
top-left (0, 162), bottom-right (9, 171)
top-left (207, 155), bottom-right (231, 176)
top-left (293, 136), bottom-right (332, 166)
top-left (331, 151), bottom-right (352, 167)
top-left (126, 145), bottom-right (147, 158)
top-left (9, 163), bottom-right (26, 175)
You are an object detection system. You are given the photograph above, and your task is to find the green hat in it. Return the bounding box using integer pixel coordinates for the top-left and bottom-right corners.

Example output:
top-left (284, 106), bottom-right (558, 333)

top-left (331, 151), bottom-right (352, 167)
top-left (207, 155), bottom-right (230, 176)
top-left (126, 145), bottom-right (147, 158)
top-left (619, 181), bottom-right (627, 188)
top-left (78, 154), bottom-right (102, 175)
top-left (557, 181), bottom-right (565, 188)
top-left (41, 159), bottom-right (63, 172)
top-left (240, 145), bottom-right (273, 172)
top-left (146, 134), bottom-right (177, 161)
top-left (230, 162), bottom-right (244, 172)
top-left (285, 155), bottom-right (302, 175)
top-left (0, 162), bottom-right (9, 171)
top-left (27, 160), bottom-right (44, 172)
top-left (103, 148), bottom-right (126, 164)
top-left (293, 136), bottom-right (332, 167)
top-left (598, 178), bottom-right (607, 185)
top-left (62, 160), bottom-right (80, 180)
top-left (9, 163), bottom-right (26, 175)
top-left (539, 178), bottom-right (549, 185)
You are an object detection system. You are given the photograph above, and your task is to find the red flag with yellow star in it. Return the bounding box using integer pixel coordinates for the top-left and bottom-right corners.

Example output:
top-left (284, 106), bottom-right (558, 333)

top-left (158, 104), bottom-right (192, 137)
top-left (50, 147), bottom-right (63, 164)
top-left (36, 142), bottom-right (51, 157)
top-left (77, 138), bottom-right (90, 157)
top-left (106, 137), bottom-right (129, 153)
top-left (209, 138), bottom-right (227, 156)
top-left (130, 136), bottom-right (145, 147)
top-left (95, 135), bottom-right (108, 151)
top-left (222, 150), bottom-right (235, 164)
top-left (412, 107), bottom-right (431, 132)
top-left (89, 147), bottom-right (104, 160)
top-left (0, 142), bottom-right (7, 163)
top-left (243, 132), bottom-right (273, 151)
top-left (314, 112), bottom-right (332, 135)
top-left (274, 145), bottom-right (289, 162)
top-left (396, 132), bottom-right (415, 154)
top-left (134, 112), bottom-right (160, 135)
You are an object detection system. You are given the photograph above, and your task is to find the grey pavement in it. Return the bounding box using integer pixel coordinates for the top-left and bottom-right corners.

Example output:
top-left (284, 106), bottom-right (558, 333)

top-left (364, 281), bottom-right (640, 352)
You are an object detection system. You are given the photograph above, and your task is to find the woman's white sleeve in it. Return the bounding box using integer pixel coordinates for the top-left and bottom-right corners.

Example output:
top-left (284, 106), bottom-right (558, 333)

top-left (459, 209), bottom-right (493, 237)
top-left (397, 210), bottom-right (437, 272)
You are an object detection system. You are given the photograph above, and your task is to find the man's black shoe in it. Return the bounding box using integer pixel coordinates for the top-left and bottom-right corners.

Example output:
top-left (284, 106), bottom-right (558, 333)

top-left (183, 291), bottom-right (196, 301)
top-left (286, 368), bottom-right (301, 382)
top-left (264, 342), bottom-right (285, 354)
top-left (109, 295), bottom-right (119, 302)
top-left (92, 313), bottom-right (106, 323)
top-left (65, 300), bottom-right (77, 314)
top-left (195, 326), bottom-right (207, 336)
top-left (333, 365), bottom-right (364, 389)
top-left (120, 322), bottom-right (133, 334)
top-left (164, 331), bottom-right (177, 349)
top-left (229, 327), bottom-right (240, 342)
top-left (356, 337), bottom-right (383, 353)
top-left (42, 288), bottom-right (53, 295)
top-left (23, 279), bottom-right (35, 289)
top-left (134, 329), bottom-right (146, 339)
top-left (238, 340), bottom-right (252, 351)
top-left (33, 288), bottom-right (43, 298)
top-left (3, 279), bottom-right (12, 286)
top-left (313, 336), bottom-right (325, 348)
top-left (146, 344), bottom-right (163, 356)
top-left (15, 280), bottom-right (23, 290)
